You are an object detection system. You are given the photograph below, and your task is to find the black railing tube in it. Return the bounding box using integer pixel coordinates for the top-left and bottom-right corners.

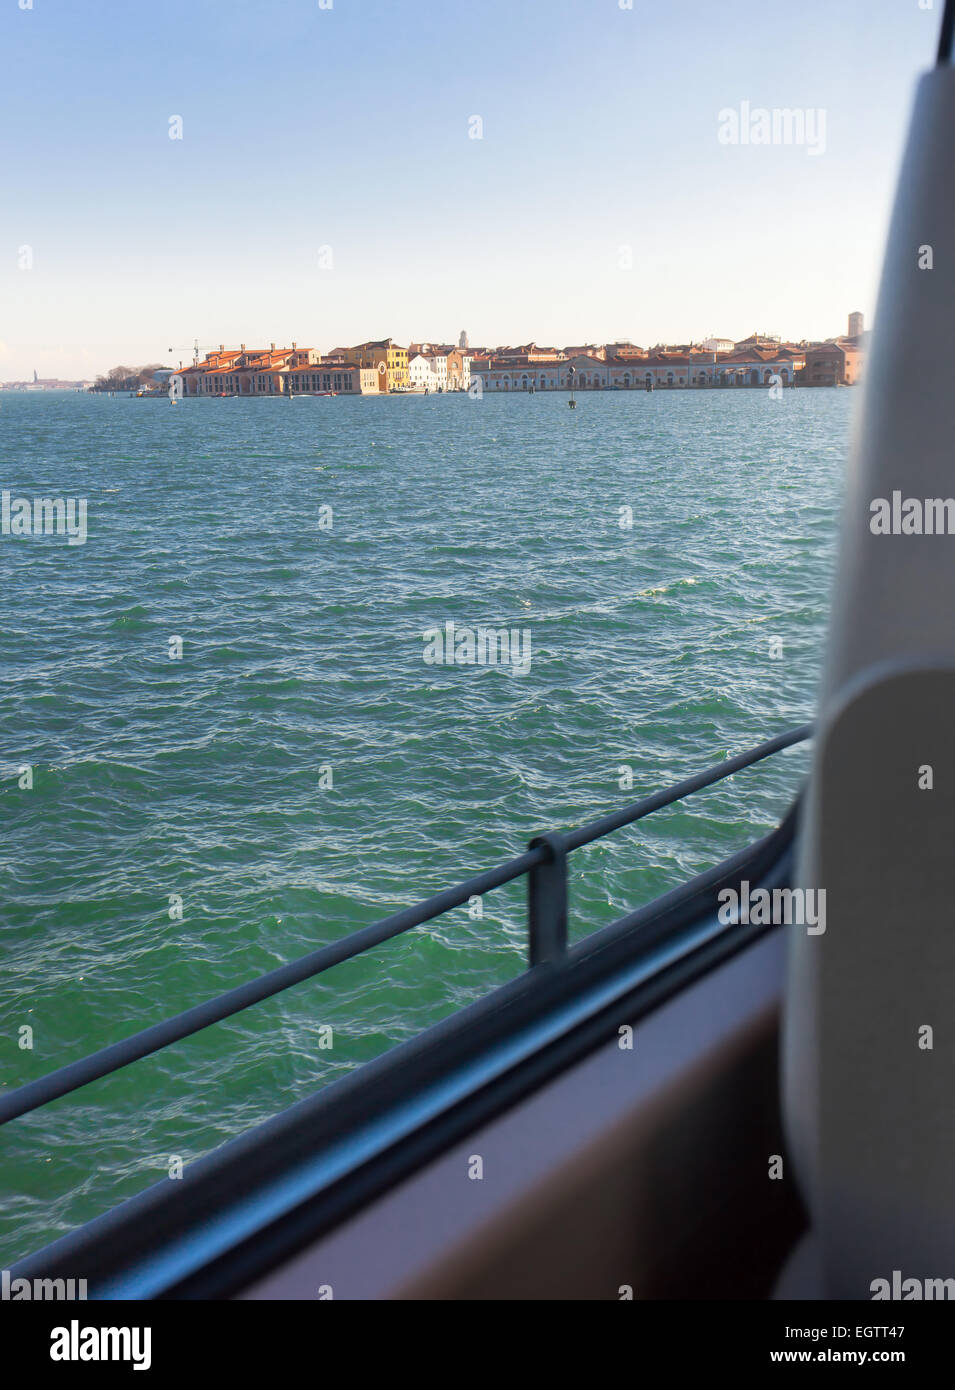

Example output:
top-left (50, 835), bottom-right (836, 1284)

top-left (0, 722), bottom-right (813, 1128)
top-left (939, 0), bottom-right (955, 63)
top-left (527, 831), bottom-right (569, 967)
top-left (0, 844), bottom-right (547, 1128)
top-left (564, 723), bottom-right (812, 852)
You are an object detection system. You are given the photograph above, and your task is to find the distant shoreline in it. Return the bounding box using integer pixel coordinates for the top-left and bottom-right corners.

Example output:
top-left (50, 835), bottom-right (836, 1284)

top-left (0, 383), bottom-right (858, 400)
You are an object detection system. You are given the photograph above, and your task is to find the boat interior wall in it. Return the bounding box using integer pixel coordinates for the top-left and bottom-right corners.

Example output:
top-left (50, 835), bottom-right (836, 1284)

top-left (788, 667), bottom-right (955, 1298)
top-left (785, 61), bottom-right (955, 1298)
top-left (241, 931), bottom-right (804, 1301)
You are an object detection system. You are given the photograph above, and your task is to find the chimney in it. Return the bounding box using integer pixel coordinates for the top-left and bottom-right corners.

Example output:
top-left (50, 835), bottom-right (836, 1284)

top-left (241, 343), bottom-right (246, 351)
top-left (292, 342), bottom-right (297, 349)
top-left (270, 342), bottom-right (275, 351)
top-left (219, 344), bottom-right (224, 352)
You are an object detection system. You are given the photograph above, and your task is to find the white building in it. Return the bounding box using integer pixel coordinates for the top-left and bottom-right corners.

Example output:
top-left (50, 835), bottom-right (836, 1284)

top-left (425, 354), bottom-right (448, 391)
top-left (408, 354), bottom-right (440, 392)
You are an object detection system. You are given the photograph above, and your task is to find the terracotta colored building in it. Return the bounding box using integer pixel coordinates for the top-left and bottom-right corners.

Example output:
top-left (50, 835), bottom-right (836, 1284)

top-left (445, 349), bottom-right (471, 390)
top-left (801, 342), bottom-right (863, 386)
top-left (286, 362), bottom-right (379, 394)
top-left (175, 345), bottom-right (379, 396)
top-left (177, 344), bottom-right (319, 396)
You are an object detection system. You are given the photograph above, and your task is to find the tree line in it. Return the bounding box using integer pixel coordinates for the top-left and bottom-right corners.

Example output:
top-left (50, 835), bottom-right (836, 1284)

top-left (90, 364), bottom-right (165, 391)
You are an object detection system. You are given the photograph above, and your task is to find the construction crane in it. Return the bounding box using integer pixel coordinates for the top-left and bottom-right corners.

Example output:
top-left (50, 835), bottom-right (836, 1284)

top-left (167, 340), bottom-right (240, 367)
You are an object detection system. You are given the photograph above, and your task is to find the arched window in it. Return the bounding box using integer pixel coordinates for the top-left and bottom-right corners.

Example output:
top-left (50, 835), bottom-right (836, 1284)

top-left (750, 369), bottom-right (760, 386)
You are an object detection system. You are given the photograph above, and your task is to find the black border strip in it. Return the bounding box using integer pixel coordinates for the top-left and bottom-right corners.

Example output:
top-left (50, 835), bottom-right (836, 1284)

top-left (940, 0), bottom-right (955, 63)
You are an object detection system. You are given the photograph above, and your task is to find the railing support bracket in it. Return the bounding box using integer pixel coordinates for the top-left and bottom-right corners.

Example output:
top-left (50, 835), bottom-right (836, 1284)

top-left (527, 831), bottom-right (569, 967)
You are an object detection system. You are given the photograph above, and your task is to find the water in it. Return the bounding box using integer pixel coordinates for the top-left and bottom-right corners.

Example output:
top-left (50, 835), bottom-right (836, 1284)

top-left (0, 387), bottom-right (850, 1262)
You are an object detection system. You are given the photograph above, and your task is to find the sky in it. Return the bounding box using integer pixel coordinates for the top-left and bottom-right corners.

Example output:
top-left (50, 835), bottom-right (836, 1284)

top-left (0, 0), bottom-right (943, 379)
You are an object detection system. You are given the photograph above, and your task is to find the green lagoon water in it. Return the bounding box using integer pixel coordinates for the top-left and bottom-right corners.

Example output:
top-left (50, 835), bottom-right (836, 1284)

top-left (0, 386), bottom-right (850, 1262)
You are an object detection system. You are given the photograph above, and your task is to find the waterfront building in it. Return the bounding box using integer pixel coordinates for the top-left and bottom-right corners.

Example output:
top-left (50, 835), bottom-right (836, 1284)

top-left (341, 339), bottom-right (409, 391)
top-left (445, 349), bottom-right (471, 390)
top-left (562, 344), bottom-right (606, 361)
top-left (408, 354), bottom-right (441, 392)
top-left (475, 352), bottom-right (606, 391)
top-left (468, 355), bottom-right (492, 385)
top-left (166, 327), bottom-right (856, 398)
top-left (177, 344), bottom-right (322, 396)
top-left (407, 344), bottom-right (473, 391)
top-left (512, 343), bottom-right (564, 361)
top-left (801, 341), bottom-right (863, 386)
top-left (286, 362), bottom-right (379, 394)
top-left (172, 345), bottom-right (386, 396)
top-left (631, 353), bottom-right (696, 387)
top-left (427, 354), bottom-right (448, 391)
top-left (482, 344), bottom-right (563, 369)
top-left (693, 349), bottom-right (800, 387)
top-left (705, 348), bottom-right (799, 387)
top-left (734, 331), bottom-right (781, 351)
top-left (473, 348), bottom-right (801, 391)
top-left (562, 353), bottom-right (610, 386)
top-left (409, 341), bottom-right (452, 358)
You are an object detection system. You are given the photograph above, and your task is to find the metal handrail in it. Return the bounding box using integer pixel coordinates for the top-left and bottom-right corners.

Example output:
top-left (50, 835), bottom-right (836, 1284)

top-left (0, 722), bottom-right (811, 1127)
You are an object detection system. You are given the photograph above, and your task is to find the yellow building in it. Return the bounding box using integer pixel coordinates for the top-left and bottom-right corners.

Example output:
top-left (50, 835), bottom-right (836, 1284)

top-left (343, 338), bottom-right (409, 392)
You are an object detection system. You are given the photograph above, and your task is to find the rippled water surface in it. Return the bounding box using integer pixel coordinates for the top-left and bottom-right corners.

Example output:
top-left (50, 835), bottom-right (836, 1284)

top-left (0, 387), bottom-right (851, 1260)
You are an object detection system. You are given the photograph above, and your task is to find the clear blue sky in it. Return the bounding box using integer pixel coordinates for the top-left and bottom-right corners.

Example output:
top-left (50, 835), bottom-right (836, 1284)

top-left (0, 0), bottom-right (941, 378)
